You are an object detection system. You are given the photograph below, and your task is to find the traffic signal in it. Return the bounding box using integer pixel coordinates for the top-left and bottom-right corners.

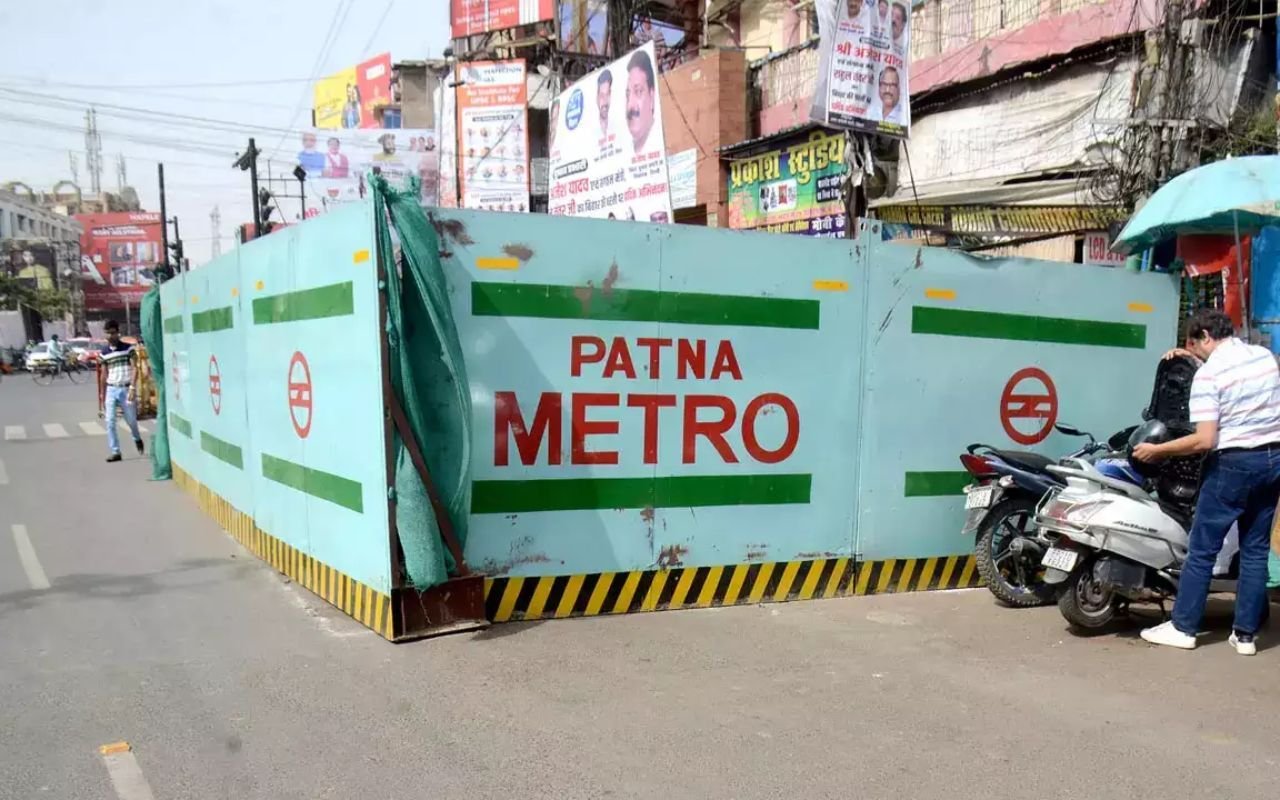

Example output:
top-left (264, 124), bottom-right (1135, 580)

top-left (168, 238), bottom-right (183, 265)
top-left (259, 188), bottom-right (276, 234)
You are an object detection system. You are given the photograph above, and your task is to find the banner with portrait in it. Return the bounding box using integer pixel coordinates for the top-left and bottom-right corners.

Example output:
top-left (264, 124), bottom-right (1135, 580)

top-left (456, 60), bottom-right (530, 212)
top-left (726, 129), bottom-right (849, 238)
top-left (810, 0), bottom-right (911, 138)
top-left (74, 212), bottom-right (164, 311)
top-left (290, 128), bottom-right (440, 214)
top-left (548, 42), bottom-right (673, 223)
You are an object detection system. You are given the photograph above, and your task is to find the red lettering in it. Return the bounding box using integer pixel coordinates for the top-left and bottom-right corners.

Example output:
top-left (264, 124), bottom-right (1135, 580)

top-left (682, 395), bottom-right (738, 464)
top-left (603, 337), bottom-right (637, 379)
top-left (742, 393), bottom-right (800, 464)
top-left (709, 340), bottom-right (743, 380)
top-left (495, 391), bottom-right (562, 466)
top-left (635, 337), bottom-right (673, 378)
top-left (677, 339), bottom-right (706, 379)
top-left (571, 335), bottom-right (605, 377)
top-left (572, 393), bottom-right (620, 465)
top-left (627, 394), bottom-right (677, 464)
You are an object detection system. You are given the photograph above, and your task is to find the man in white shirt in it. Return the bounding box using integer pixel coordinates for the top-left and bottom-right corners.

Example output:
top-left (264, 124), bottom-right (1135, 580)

top-left (876, 66), bottom-right (905, 125)
top-left (1134, 309), bottom-right (1280, 655)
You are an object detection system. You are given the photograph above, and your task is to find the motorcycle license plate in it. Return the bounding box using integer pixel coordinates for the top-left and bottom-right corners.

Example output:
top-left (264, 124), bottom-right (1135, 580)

top-left (965, 486), bottom-right (995, 510)
top-left (1041, 547), bottom-right (1078, 572)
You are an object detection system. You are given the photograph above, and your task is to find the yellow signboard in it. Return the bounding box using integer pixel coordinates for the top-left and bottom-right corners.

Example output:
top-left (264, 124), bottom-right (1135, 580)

top-left (313, 66), bottom-right (358, 129)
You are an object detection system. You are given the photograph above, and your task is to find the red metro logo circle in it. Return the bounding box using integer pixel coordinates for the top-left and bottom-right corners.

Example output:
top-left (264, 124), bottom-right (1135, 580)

top-left (208, 356), bottom-right (222, 415)
top-left (288, 351), bottom-right (313, 439)
top-left (999, 367), bottom-right (1058, 446)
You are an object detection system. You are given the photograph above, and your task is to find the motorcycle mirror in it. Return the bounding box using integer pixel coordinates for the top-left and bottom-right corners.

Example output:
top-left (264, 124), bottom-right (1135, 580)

top-left (1054, 423), bottom-right (1084, 437)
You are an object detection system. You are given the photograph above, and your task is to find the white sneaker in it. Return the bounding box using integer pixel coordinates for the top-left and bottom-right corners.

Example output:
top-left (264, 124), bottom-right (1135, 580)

top-left (1229, 632), bottom-right (1257, 656)
top-left (1140, 621), bottom-right (1197, 650)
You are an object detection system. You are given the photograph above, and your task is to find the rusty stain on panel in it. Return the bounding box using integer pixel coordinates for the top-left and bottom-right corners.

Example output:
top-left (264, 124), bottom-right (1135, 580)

top-left (656, 544), bottom-right (688, 568)
top-left (502, 243), bottom-right (535, 261)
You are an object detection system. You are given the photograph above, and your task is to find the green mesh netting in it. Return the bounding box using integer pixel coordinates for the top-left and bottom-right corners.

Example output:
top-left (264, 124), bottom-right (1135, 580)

top-left (140, 284), bottom-right (172, 481)
top-left (373, 177), bottom-right (473, 589)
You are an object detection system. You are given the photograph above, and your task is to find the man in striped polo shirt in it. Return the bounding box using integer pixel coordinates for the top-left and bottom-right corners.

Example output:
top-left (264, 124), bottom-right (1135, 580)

top-left (100, 320), bottom-right (145, 463)
top-left (1134, 309), bottom-right (1280, 655)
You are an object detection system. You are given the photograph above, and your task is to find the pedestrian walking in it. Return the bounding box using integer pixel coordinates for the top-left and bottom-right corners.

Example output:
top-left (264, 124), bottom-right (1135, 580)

top-left (100, 320), bottom-right (145, 463)
top-left (1133, 309), bottom-right (1280, 655)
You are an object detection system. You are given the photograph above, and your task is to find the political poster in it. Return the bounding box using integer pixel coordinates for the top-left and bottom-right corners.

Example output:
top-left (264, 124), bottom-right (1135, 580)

top-left (6, 245), bottom-right (56, 291)
top-left (726, 129), bottom-right (848, 238)
top-left (451, 0), bottom-right (554, 37)
top-left (548, 42), bottom-right (673, 223)
top-left (289, 128), bottom-right (440, 214)
top-left (456, 60), bottom-right (530, 212)
top-left (810, 0), bottom-right (911, 138)
top-left (75, 212), bottom-right (164, 311)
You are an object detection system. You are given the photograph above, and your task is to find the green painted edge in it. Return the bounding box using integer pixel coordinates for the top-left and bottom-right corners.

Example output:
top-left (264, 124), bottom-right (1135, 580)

top-left (168, 412), bottom-right (193, 438)
top-left (471, 473), bottom-right (812, 514)
top-left (191, 306), bottom-right (234, 333)
top-left (162, 315), bottom-right (184, 333)
top-left (911, 306), bottom-right (1146, 349)
top-left (904, 471), bottom-right (972, 497)
top-left (200, 431), bottom-right (244, 469)
top-left (252, 281), bottom-right (355, 325)
top-left (471, 282), bottom-right (821, 330)
top-left (261, 453), bottom-right (364, 513)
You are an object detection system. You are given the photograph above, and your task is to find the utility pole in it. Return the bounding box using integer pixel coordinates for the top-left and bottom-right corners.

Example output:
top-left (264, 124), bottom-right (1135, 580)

top-left (210, 206), bottom-right (222, 259)
top-left (234, 138), bottom-right (263, 239)
top-left (158, 163), bottom-right (170, 271)
top-left (84, 108), bottom-right (103, 196)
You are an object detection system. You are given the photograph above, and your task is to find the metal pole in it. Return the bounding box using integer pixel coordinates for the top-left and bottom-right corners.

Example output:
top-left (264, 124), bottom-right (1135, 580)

top-left (248, 137), bottom-right (262, 239)
top-left (158, 163), bottom-right (170, 272)
top-left (1234, 210), bottom-right (1250, 342)
top-left (299, 177), bottom-right (306, 220)
top-left (171, 216), bottom-right (181, 256)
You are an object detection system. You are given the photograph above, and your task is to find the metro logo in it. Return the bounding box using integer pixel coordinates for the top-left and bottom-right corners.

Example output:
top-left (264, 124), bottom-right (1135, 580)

top-left (494, 336), bottom-right (799, 468)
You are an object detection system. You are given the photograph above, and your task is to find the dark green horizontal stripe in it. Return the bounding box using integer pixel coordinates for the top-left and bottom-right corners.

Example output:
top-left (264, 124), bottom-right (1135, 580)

top-left (201, 431), bottom-right (243, 469)
top-left (911, 306), bottom-right (1146, 349)
top-left (191, 306), bottom-right (234, 333)
top-left (253, 281), bottom-right (354, 324)
top-left (261, 453), bottom-right (364, 513)
top-left (162, 315), bottom-right (184, 333)
top-left (471, 473), bottom-right (812, 514)
top-left (168, 412), bottom-right (193, 438)
top-left (904, 470), bottom-right (971, 497)
top-left (472, 282), bottom-right (820, 330)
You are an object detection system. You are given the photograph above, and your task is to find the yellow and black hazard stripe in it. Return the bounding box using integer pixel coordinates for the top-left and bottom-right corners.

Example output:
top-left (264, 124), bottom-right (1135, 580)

top-left (173, 464), bottom-right (395, 640)
top-left (483, 554), bottom-right (982, 623)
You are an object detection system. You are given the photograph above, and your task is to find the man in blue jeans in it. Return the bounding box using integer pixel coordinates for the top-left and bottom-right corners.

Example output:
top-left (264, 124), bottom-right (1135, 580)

top-left (100, 320), bottom-right (144, 463)
top-left (1134, 309), bottom-right (1280, 655)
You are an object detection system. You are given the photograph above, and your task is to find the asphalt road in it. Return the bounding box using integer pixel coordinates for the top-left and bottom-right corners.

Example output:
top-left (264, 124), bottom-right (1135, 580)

top-left (2, 376), bottom-right (1280, 799)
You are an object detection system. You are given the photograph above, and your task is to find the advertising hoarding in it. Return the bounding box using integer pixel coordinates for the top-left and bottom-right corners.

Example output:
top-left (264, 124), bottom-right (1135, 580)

top-left (548, 42), bottom-right (673, 222)
top-left (76, 212), bottom-right (163, 311)
top-left (726, 130), bottom-right (848, 238)
top-left (456, 60), bottom-right (530, 212)
top-left (437, 76), bottom-right (459, 208)
top-left (451, 0), bottom-right (554, 38)
top-left (291, 128), bottom-right (439, 214)
top-left (313, 52), bottom-right (395, 130)
top-left (810, 0), bottom-right (911, 138)
top-left (6, 245), bottom-right (56, 291)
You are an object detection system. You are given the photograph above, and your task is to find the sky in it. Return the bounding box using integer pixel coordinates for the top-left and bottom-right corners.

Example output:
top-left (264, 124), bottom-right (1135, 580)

top-left (0, 0), bottom-right (450, 265)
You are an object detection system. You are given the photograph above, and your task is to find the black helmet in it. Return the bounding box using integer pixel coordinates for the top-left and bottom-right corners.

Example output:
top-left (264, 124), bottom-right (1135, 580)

top-left (1127, 420), bottom-right (1170, 478)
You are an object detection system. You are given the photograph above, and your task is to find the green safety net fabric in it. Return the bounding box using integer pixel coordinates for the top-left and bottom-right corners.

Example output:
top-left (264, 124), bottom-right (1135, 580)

top-left (140, 284), bottom-right (172, 481)
top-left (372, 177), bottom-right (473, 589)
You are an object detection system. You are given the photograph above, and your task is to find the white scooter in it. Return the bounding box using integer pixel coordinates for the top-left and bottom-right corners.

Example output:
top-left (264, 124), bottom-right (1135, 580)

top-left (1034, 421), bottom-right (1238, 632)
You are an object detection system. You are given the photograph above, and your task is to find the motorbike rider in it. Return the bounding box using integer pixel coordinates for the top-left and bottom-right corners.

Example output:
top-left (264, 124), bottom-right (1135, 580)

top-left (1133, 309), bottom-right (1280, 655)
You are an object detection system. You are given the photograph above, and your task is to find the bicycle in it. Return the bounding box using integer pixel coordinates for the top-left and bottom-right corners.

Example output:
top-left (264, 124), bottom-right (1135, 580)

top-left (32, 359), bottom-right (83, 386)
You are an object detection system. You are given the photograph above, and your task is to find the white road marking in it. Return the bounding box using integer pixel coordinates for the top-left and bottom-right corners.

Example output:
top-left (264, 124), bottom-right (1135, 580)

top-left (99, 746), bottom-right (156, 800)
top-left (0, 457), bottom-right (7, 485)
top-left (80, 421), bottom-right (107, 436)
top-left (4, 425), bottom-right (25, 440)
top-left (42, 423), bottom-right (69, 439)
top-left (11, 524), bottom-right (50, 591)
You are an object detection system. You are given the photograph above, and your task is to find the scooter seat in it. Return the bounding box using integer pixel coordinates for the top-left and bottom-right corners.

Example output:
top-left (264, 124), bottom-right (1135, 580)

top-left (990, 449), bottom-right (1055, 473)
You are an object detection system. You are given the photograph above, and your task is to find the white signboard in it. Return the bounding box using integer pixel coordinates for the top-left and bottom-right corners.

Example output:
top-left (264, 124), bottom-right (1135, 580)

top-left (1083, 232), bottom-right (1125, 266)
top-left (457, 60), bottom-right (531, 212)
top-left (292, 128), bottom-right (440, 213)
top-left (810, 0), bottom-right (911, 138)
top-left (668, 149), bottom-right (697, 209)
top-left (548, 42), bottom-right (673, 222)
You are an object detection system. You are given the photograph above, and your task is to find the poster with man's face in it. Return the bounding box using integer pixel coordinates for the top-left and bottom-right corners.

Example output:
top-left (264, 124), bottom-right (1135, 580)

top-left (7, 247), bottom-right (55, 290)
top-left (547, 42), bottom-right (673, 223)
top-left (809, 0), bottom-right (911, 137)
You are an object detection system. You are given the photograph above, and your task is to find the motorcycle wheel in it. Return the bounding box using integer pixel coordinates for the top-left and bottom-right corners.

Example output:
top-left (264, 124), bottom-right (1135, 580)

top-left (975, 496), bottom-right (1054, 607)
top-left (1057, 559), bottom-right (1120, 632)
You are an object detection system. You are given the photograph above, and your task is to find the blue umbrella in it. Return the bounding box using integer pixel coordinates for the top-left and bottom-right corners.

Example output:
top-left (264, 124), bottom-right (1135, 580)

top-left (1112, 155), bottom-right (1280, 255)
